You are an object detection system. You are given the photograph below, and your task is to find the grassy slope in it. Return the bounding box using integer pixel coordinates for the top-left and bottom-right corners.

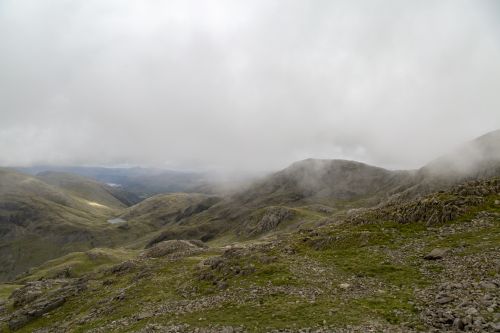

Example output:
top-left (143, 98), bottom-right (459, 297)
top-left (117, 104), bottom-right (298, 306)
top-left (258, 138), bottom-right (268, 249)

top-left (36, 171), bottom-right (131, 209)
top-left (0, 169), bottom-right (133, 281)
top-left (0, 168), bottom-right (224, 282)
top-left (3, 179), bottom-right (498, 332)
top-left (135, 159), bottom-right (417, 247)
top-left (16, 248), bottom-right (138, 283)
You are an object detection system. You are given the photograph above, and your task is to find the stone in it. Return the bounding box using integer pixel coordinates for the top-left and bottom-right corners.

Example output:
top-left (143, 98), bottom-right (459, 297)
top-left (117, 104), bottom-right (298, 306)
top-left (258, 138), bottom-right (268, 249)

top-left (109, 260), bottom-right (137, 275)
top-left (8, 314), bottom-right (30, 331)
top-left (424, 248), bottom-right (449, 260)
top-left (453, 318), bottom-right (465, 330)
top-left (436, 296), bottom-right (454, 304)
top-left (136, 312), bottom-right (154, 320)
top-left (489, 322), bottom-right (500, 332)
top-left (480, 281), bottom-right (497, 290)
top-left (217, 281), bottom-right (228, 290)
top-left (466, 307), bottom-right (478, 315)
top-left (339, 283), bottom-right (350, 289)
top-left (8, 297), bottom-right (66, 331)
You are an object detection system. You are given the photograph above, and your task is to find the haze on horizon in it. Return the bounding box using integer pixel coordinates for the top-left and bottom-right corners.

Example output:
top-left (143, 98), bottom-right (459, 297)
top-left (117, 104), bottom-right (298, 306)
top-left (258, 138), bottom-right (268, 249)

top-left (1, 0), bottom-right (499, 173)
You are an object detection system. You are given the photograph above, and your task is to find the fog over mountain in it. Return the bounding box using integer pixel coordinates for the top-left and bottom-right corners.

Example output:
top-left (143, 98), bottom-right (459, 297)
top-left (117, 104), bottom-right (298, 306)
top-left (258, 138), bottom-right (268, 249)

top-left (1, 0), bottom-right (499, 172)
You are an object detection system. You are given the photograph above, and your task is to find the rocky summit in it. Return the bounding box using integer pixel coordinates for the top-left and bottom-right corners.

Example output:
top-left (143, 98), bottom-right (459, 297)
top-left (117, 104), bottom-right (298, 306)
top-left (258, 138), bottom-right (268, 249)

top-left (0, 131), bottom-right (499, 332)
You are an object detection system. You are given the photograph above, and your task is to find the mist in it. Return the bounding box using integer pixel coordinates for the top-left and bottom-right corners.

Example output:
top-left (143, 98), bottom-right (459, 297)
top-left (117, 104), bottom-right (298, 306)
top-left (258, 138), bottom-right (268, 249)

top-left (1, 0), bottom-right (499, 173)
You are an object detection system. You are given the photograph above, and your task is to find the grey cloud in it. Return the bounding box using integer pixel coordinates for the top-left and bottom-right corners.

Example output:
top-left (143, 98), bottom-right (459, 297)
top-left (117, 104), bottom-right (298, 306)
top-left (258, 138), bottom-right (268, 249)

top-left (0, 0), bottom-right (499, 172)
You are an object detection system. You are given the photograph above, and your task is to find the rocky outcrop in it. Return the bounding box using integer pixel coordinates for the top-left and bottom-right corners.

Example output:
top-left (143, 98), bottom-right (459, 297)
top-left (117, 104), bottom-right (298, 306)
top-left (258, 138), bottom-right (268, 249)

top-left (347, 178), bottom-right (500, 225)
top-left (246, 206), bottom-right (295, 236)
top-left (8, 279), bottom-right (86, 331)
top-left (141, 240), bottom-right (208, 259)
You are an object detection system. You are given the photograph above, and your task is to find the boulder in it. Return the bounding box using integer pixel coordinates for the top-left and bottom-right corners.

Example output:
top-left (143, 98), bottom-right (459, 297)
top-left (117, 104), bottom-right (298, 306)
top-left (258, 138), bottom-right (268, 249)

top-left (453, 318), bottom-right (465, 331)
top-left (424, 248), bottom-right (449, 260)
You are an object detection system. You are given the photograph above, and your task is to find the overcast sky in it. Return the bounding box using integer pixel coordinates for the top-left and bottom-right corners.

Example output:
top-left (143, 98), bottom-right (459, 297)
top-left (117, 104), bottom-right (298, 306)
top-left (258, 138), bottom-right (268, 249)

top-left (0, 0), bottom-right (499, 172)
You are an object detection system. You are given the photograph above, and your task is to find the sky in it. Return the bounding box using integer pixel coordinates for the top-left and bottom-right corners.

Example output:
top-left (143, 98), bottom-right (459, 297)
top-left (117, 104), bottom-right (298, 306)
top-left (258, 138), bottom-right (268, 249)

top-left (0, 0), bottom-right (499, 172)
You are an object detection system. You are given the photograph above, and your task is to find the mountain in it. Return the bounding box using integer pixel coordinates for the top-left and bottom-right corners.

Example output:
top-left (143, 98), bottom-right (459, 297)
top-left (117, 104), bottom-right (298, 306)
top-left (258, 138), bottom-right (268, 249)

top-left (132, 130), bottom-right (500, 247)
top-left (0, 168), bottom-right (118, 281)
top-left (421, 129), bottom-right (500, 180)
top-left (2, 130), bottom-right (499, 282)
top-left (233, 159), bottom-right (414, 206)
top-left (36, 171), bottom-right (141, 207)
top-left (388, 129), bottom-right (500, 201)
top-left (2, 175), bottom-right (498, 332)
top-left (115, 193), bottom-right (221, 248)
top-left (0, 167), bottom-right (225, 282)
top-left (121, 193), bottom-right (219, 225)
top-left (16, 166), bottom-right (213, 198)
top-left (140, 160), bottom-right (414, 246)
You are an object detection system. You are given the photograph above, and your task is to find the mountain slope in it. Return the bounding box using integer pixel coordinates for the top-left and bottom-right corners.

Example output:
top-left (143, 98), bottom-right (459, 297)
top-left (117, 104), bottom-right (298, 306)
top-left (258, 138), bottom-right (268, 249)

top-left (2, 176), bottom-right (498, 332)
top-left (0, 169), bottom-right (125, 281)
top-left (141, 160), bottom-right (415, 245)
top-left (2, 129), bottom-right (500, 282)
top-left (36, 171), bottom-right (140, 208)
top-left (136, 130), bottom-right (500, 247)
top-left (234, 159), bottom-right (414, 206)
top-left (17, 166), bottom-right (210, 198)
top-left (390, 129), bottom-right (500, 201)
top-left (0, 168), bottom-right (221, 282)
top-left (421, 129), bottom-right (500, 180)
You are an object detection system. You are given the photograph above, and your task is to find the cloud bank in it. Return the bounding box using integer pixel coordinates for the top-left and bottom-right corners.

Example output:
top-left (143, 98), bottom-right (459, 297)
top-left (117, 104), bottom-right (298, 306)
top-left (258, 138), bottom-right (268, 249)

top-left (1, 0), bottom-right (499, 172)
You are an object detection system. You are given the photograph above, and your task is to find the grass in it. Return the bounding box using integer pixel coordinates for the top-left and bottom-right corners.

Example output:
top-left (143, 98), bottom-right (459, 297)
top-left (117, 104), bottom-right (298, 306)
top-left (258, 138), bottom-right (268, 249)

top-left (0, 284), bottom-right (21, 301)
top-left (13, 211), bottom-right (486, 333)
top-left (175, 294), bottom-right (363, 332)
top-left (17, 248), bottom-right (138, 282)
top-left (8, 183), bottom-right (500, 332)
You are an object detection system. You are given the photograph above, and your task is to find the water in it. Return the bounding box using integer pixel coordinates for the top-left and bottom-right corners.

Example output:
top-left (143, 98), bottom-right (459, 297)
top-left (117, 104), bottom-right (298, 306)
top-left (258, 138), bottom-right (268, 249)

top-left (107, 217), bottom-right (126, 224)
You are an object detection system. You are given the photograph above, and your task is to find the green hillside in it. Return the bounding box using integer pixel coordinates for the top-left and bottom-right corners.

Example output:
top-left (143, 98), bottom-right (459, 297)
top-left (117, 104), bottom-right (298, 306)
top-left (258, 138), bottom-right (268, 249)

top-left (36, 171), bottom-right (140, 209)
top-left (1, 177), bottom-right (498, 332)
top-left (0, 170), bottom-right (203, 282)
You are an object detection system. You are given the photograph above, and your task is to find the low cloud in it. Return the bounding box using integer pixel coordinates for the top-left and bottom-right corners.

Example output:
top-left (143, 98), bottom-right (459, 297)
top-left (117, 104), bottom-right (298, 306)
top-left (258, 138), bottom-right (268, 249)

top-left (0, 0), bottom-right (499, 172)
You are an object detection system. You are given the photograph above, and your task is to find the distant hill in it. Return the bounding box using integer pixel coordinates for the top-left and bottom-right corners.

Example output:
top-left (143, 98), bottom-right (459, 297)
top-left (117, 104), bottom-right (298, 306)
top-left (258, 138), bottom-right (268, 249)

top-left (0, 168), bottom-right (119, 280)
top-left (36, 171), bottom-right (141, 208)
top-left (16, 166), bottom-right (211, 198)
top-left (139, 130), bottom-right (500, 245)
top-left (0, 168), bottom-right (220, 282)
top-left (390, 129), bottom-right (500, 200)
top-left (420, 129), bottom-right (500, 180)
top-left (232, 159), bottom-right (415, 207)
top-left (139, 160), bottom-right (415, 245)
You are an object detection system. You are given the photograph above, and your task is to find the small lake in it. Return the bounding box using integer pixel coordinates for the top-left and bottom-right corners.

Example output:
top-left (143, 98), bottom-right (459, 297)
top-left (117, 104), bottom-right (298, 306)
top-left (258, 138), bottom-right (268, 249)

top-left (107, 217), bottom-right (126, 224)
